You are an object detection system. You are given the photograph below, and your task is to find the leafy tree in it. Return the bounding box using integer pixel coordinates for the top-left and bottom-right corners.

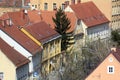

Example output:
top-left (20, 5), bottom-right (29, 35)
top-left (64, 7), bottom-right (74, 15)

top-left (52, 7), bottom-right (71, 50)
top-left (62, 39), bottom-right (110, 80)
top-left (111, 30), bottom-right (120, 45)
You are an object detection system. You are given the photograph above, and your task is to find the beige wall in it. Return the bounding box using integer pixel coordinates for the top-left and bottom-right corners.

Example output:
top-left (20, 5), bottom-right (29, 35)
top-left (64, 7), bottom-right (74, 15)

top-left (30, 0), bottom-right (74, 10)
top-left (81, 0), bottom-right (112, 21)
top-left (30, 0), bottom-right (111, 21)
top-left (86, 53), bottom-right (120, 80)
top-left (42, 38), bottom-right (61, 73)
top-left (0, 50), bottom-right (16, 80)
top-left (40, 0), bottom-right (70, 10)
top-left (0, 7), bottom-right (20, 16)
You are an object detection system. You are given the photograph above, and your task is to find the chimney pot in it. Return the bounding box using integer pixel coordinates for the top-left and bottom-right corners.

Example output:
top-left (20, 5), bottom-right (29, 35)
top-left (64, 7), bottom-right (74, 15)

top-left (111, 45), bottom-right (116, 52)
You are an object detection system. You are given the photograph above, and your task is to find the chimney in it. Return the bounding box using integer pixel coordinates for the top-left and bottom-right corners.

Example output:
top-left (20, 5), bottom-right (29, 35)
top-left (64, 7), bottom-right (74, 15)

top-left (111, 45), bottom-right (116, 52)
top-left (24, 9), bottom-right (28, 15)
top-left (22, 9), bottom-right (28, 19)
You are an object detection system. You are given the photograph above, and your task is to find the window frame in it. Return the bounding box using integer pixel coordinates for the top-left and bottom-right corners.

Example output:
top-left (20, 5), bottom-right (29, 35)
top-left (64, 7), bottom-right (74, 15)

top-left (107, 66), bottom-right (114, 74)
top-left (44, 3), bottom-right (48, 10)
top-left (53, 3), bottom-right (57, 10)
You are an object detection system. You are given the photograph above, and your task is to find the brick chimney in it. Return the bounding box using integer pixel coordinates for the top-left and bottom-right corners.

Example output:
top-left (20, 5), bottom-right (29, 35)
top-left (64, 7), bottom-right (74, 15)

top-left (111, 45), bottom-right (116, 52)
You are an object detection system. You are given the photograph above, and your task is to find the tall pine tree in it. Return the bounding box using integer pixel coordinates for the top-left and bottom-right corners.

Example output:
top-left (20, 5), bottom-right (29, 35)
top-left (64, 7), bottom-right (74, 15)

top-left (53, 8), bottom-right (71, 50)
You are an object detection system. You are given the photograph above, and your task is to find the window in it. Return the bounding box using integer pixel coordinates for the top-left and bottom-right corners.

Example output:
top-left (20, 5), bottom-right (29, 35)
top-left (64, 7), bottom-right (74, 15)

top-left (107, 66), bottom-right (114, 74)
top-left (35, 5), bottom-right (37, 8)
top-left (0, 72), bottom-right (3, 80)
top-left (53, 3), bottom-right (57, 10)
top-left (44, 3), bottom-right (48, 10)
top-left (61, 3), bottom-right (65, 10)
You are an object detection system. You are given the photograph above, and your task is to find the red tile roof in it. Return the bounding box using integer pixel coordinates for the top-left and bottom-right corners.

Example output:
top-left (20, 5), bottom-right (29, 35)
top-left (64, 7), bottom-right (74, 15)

top-left (0, 24), bottom-right (41, 55)
top-left (0, 11), bottom-right (29, 26)
top-left (112, 49), bottom-right (120, 62)
top-left (28, 10), bottom-right (77, 33)
top-left (0, 38), bottom-right (30, 67)
top-left (70, 1), bottom-right (109, 27)
top-left (3, 10), bottom-right (76, 33)
top-left (24, 21), bottom-right (60, 44)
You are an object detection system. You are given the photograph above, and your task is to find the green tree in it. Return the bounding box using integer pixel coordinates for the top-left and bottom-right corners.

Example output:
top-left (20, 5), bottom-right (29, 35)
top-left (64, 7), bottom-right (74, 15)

top-left (111, 30), bottom-right (120, 45)
top-left (62, 39), bottom-right (110, 80)
top-left (52, 7), bottom-right (71, 50)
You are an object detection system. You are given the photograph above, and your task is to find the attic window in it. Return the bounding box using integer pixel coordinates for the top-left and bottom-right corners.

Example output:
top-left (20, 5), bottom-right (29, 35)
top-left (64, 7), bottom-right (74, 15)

top-left (107, 66), bottom-right (114, 74)
top-left (109, 57), bottom-right (113, 62)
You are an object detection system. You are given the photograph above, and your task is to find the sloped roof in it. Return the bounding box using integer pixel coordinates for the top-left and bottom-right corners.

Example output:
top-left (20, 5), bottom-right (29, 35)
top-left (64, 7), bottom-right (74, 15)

top-left (70, 1), bottom-right (109, 27)
top-left (85, 48), bottom-right (120, 79)
top-left (24, 21), bottom-right (60, 44)
top-left (28, 10), bottom-right (77, 33)
top-left (112, 49), bottom-right (120, 62)
top-left (0, 25), bottom-right (41, 55)
top-left (0, 11), bottom-right (29, 26)
top-left (0, 38), bottom-right (30, 67)
top-left (1, 10), bottom-right (77, 33)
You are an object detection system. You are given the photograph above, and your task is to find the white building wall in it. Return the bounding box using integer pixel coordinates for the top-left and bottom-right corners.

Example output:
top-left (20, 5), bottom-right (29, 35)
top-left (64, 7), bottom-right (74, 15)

top-left (0, 30), bottom-right (32, 58)
top-left (87, 23), bottom-right (110, 40)
top-left (0, 30), bottom-right (34, 74)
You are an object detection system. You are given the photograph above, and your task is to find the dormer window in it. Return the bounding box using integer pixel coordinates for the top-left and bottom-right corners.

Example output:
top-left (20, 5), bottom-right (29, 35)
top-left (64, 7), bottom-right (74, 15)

top-left (107, 66), bottom-right (114, 74)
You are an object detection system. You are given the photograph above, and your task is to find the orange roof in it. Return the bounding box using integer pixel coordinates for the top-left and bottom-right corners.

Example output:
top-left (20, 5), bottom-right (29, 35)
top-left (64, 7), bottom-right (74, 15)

top-left (24, 21), bottom-right (61, 44)
top-left (1, 10), bottom-right (77, 33)
top-left (0, 11), bottom-right (29, 26)
top-left (70, 1), bottom-right (109, 27)
top-left (28, 10), bottom-right (77, 33)
top-left (0, 38), bottom-right (30, 67)
top-left (0, 24), bottom-right (41, 55)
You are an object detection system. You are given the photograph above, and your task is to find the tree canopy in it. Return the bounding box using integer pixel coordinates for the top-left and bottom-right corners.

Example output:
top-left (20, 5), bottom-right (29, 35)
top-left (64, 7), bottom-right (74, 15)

top-left (52, 8), bottom-right (71, 50)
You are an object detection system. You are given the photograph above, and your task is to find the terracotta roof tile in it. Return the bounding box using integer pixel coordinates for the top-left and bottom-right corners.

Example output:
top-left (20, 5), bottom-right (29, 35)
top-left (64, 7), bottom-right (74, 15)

top-left (112, 49), bottom-right (120, 62)
top-left (70, 1), bottom-right (109, 27)
top-left (1, 10), bottom-right (77, 33)
top-left (28, 10), bottom-right (77, 33)
top-left (24, 21), bottom-right (60, 44)
top-left (0, 24), bottom-right (41, 55)
top-left (0, 38), bottom-right (30, 67)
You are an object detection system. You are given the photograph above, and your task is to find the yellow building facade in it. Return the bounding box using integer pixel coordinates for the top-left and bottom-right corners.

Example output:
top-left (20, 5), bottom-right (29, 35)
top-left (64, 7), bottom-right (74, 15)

top-left (30, 0), bottom-right (111, 21)
top-left (30, 0), bottom-right (81, 10)
top-left (0, 50), bottom-right (16, 80)
top-left (111, 0), bottom-right (120, 30)
top-left (42, 38), bottom-right (61, 74)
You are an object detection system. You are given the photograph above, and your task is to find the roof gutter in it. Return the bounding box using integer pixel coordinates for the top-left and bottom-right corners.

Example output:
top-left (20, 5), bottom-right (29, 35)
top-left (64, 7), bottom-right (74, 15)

top-left (19, 27), bottom-right (43, 49)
